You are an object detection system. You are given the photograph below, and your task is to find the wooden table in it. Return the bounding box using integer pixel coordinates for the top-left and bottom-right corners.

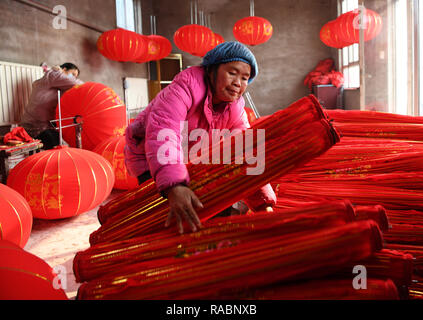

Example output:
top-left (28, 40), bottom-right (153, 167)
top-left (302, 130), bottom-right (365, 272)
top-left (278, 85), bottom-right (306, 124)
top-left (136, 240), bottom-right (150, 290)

top-left (0, 140), bottom-right (43, 184)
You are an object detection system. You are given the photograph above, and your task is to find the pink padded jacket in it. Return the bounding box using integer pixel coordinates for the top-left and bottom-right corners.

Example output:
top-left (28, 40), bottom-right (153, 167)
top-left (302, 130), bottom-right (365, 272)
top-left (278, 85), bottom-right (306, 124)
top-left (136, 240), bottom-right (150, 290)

top-left (124, 66), bottom-right (276, 210)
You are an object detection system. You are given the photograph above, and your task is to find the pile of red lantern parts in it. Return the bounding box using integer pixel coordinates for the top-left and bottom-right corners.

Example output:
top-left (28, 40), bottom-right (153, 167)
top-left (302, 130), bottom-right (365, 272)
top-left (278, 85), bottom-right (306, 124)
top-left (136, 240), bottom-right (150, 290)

top-left (320, 8), bottom-right (383, 49)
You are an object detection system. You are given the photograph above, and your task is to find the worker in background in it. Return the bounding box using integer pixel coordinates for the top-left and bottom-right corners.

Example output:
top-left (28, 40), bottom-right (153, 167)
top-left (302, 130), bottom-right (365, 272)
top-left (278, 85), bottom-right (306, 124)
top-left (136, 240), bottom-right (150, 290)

top-left (20, 62), bottom-right (83, 149)
top-left (125, 41), bottom-right (276, 234)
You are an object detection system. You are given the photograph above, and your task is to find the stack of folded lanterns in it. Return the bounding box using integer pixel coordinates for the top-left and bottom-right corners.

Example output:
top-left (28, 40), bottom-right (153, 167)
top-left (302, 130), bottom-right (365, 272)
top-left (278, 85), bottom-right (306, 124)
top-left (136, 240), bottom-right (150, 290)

top-left (73, 95), bottom-right (422, 300)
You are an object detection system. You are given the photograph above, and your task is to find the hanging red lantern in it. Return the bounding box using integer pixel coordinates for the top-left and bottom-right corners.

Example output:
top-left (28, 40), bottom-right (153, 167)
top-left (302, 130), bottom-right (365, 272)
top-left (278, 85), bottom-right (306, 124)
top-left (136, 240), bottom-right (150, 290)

top-left (57, 82), bottom-right (126, 151)
top-left (320, 20), bottom-right (354, 49)
top-left (97, 28), bottom-right (148, 62)
top-left (0, 240), bottom-right (68, 300)
top-left (213, 33), bottom-right (225, 47)
top-left (135, 35), bottom-right (172, 63)
top-left (233, 16), bottom-right (273, 46)
top-left (0, 183), bottom-right (32, 248)
top-left (336, 9), bottom-right (383, 44)
top-left (173, 24), bottom-right (215, 57)
top-left (7, 146), bottom-right (115, 220)
top-left (93, 135), bottom-right (139, 190)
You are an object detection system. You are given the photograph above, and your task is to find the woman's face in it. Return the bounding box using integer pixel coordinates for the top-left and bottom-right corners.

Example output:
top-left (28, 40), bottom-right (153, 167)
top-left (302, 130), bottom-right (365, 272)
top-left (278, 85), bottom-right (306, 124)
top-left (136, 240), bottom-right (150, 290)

top-left (62, 68), bottom-right (79, 78)
top-left (211, 61), bottom-right (251, 105)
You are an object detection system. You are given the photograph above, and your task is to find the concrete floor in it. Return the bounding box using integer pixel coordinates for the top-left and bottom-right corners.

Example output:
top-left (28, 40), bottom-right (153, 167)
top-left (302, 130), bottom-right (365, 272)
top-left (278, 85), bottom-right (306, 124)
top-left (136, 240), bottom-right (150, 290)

top-left (23, 189), bottom-right (124, 300)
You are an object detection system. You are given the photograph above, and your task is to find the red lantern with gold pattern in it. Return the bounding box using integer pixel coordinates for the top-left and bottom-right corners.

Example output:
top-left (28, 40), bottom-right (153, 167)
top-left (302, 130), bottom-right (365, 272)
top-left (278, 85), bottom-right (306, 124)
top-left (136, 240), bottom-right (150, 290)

top-left (7, 146), bottom-right (115, 220)
top-left (93, 135), bottom-right (139, 190)
top-left (97, 28), bottom-right (148, 62)
top-left (320, 20), bottom-right (353, 49)
top-left (57, 82), bottom-right (127, 151)
top-left (173, 24), bottom-right (215, 57)
top-left (0, 183), bottom-right (32, 248)
top-left (336, 9), bottom-right (383, 44)
top-left (0, 240), bottom-right (68, 300)
top-left (135, 35), bottom-right (172, 63)
top-left (233, 16), bottom-right (273, 46)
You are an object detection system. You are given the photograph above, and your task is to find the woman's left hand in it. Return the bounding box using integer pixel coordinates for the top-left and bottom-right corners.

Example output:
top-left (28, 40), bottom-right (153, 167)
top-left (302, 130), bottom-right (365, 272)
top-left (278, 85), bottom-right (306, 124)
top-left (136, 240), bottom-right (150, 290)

top-left (164, 185), bottom-right (203, 234)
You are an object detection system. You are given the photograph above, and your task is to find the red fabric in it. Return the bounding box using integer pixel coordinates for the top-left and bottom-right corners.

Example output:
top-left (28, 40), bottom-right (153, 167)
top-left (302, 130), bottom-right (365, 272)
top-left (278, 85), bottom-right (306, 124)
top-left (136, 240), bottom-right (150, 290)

top-left (3, 127), bottom-right (33, 143)
top-left (304, 58), bottom-right (344, 89)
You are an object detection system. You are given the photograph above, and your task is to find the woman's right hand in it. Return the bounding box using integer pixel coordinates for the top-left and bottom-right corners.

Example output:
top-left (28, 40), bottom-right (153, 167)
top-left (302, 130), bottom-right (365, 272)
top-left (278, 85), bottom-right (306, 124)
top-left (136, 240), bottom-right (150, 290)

top-left (165, 185), bottom-right (203, 234)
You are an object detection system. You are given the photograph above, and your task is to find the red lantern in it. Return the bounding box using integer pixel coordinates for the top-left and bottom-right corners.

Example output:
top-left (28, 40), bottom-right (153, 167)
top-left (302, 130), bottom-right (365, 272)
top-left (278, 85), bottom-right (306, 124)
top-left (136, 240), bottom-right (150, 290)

top-left (0, 240), bottom-right (68, 300)
top-left (336, 9), bottom-right (383, 44)
top-left (135, 35), bottom-right (172, 63)
top-left (233, 16), bottom-right (273, 46)
top-left (0, 183), bottom-right (32, 248)
top-left (173, 24), bottom-right (215, 57)
top-left (320, 20), bottom-right (354, 49)
top-left (57, 82), bottom-right (126, 151)
top-left (97, 28), bottom-right (148, 62)
top-left (93, 135), bottom-right (139, 190)
top-left (213, 33), bottom-right (225, 47)
top-left (244, 107), bottom-right (257, 124)
top-left (7, 146), bottom-right (115, 220)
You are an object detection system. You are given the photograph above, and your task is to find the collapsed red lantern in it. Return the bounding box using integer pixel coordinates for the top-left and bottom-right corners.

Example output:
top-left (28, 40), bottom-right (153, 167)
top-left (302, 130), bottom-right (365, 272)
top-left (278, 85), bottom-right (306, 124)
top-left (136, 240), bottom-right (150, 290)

top-left (0, 183), bottom-right (32, 248)
top-left (233, 16), bottom-right (273, 46)
top-left (57, 82), bottom-right (126, 151)
top-left (0, 240), bottom-right (68, 300)
top-left (92, 135), bottom-right (139, 190)
top-left (320, 20), bottom-right (354, 49)
top-left (173, 24), bottom-right (215, 57)
top-left (336, 8), bottom-right (383, 43)
top-left (7, 146), bottom-right (115, 220)
top-left (97, 28), bottom-right (148, 62)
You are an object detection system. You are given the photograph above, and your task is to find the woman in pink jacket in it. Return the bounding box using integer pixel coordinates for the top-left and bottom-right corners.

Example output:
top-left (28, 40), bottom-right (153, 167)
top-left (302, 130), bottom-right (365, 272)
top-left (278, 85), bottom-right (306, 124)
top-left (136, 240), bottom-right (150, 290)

top-left (125, 41), bottom-right (276, 234)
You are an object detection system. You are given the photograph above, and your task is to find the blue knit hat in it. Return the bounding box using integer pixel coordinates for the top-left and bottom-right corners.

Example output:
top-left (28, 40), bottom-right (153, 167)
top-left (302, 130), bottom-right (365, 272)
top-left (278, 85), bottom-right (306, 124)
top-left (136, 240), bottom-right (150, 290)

top-left (201, 41), bottom-right (258, 84)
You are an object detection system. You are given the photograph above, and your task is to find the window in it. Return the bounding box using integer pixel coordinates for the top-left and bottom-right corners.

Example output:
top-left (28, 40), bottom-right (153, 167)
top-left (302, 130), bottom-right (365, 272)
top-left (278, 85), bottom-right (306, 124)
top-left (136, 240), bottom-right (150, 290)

top-left (338, 0), bottom-right (360, 89)
top-left (116, 0), bottom-right (135, 31)
top-left (418, 0), bottom-right (423, 115)
top-left (393, 0), bottom-right (409, 115)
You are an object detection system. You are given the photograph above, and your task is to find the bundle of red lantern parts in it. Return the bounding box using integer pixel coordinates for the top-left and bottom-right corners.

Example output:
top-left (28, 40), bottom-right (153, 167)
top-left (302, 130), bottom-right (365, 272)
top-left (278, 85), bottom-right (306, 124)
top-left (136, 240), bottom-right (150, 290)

top-left (271, 108), bottom-right (423, 299)
top-left (72, 95), bottom-right (415, 300)
top-left (89, 94), bottom-right (339, 243)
